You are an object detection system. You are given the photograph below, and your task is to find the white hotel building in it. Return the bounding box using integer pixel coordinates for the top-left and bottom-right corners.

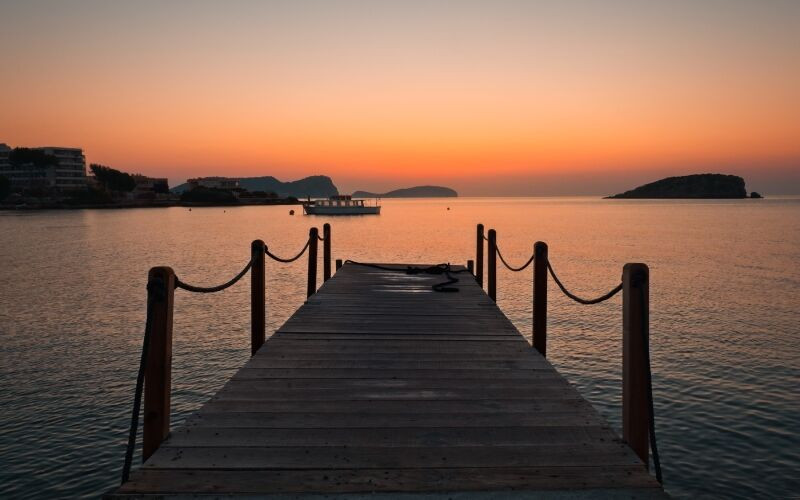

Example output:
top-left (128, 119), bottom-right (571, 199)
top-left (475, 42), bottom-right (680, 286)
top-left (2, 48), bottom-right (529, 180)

top-left (0, 144), bottom-right (87, 190)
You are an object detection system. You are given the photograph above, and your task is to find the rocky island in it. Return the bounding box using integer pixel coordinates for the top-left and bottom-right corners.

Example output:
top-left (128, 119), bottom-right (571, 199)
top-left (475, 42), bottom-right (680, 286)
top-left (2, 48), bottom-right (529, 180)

top-left (352, 185), bottom-right (458, 198)
top-left (607, 174), bottom-right (762, 199)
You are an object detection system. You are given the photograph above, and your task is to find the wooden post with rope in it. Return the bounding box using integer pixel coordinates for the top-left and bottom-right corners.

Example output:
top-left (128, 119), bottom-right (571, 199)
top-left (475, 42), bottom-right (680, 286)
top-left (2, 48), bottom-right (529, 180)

top-left (323, 223), bottom-right (331, 282)
top-left (476, 224), bottom-right (484, 287)
top-left (623, 263), bottom-right (650, 466)
top-left (251, 240), bottom-right (265, 356)
top-left (307, 227), bottom-right (319, 297)
top-left (532, 241), bottom-right (548, 356)
top-left (143, 266), bottom-right (175, 461)
top-left (487, 229), bottom-right (497, 301)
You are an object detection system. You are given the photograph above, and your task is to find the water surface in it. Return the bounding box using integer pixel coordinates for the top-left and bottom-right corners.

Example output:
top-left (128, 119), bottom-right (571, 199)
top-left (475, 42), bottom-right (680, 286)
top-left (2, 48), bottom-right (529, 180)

top-left (1, 197), bottom-right (799, 498)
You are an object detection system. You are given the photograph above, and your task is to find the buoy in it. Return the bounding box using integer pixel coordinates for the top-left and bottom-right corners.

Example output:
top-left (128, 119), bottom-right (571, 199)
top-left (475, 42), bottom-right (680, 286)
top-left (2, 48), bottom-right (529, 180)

top-left (447, 207), bottom-right (450, 210)
top-left (289, 209), bottom-right (295, 215)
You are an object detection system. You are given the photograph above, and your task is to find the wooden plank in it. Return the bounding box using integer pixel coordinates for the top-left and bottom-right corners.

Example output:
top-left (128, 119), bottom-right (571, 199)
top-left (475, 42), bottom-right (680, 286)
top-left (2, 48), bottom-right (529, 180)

top-left (213, 368), bottom-right (568, 381)
top-left (183, 412), bottom-right (606, 429)
top-left (145, 444), bottom-right (643, 469)
top-left (199, 398), bottom-right (597, 414)
top-left (164, 425), bottom-right (619, 447)
top-left (117, 467), bottom-right (662, 495)
top-left (212, 385), bottom-right (580, 401)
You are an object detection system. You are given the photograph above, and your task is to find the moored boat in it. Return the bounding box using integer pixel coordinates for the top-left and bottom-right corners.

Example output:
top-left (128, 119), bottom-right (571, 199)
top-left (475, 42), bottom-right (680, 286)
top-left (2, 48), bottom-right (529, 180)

top-left (303, 195), bottom-right (381, 215)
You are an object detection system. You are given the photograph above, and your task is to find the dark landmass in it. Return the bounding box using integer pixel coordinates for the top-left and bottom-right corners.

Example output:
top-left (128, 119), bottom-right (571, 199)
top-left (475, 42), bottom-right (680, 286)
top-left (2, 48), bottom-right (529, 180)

top-left (352, 185), bottom-right (458, 198)
top-left (2, 198), bottom-right (301, 210)
top-left (606, 174), bottom-right (749, 199)
top-left (173, 175), bottom-right (338, 198)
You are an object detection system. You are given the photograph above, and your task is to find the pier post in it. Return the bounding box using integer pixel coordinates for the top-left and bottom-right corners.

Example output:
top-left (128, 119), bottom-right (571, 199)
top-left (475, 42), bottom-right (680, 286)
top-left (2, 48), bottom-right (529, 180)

top-left (336, 258), bottom-right (343, 271)
top-left (251, 240), bottom-right (266, 356)
top-left (467, 259), bottom-right (474, 275)
top-left (307, 227), bottom-right (319, 297)
top-left (143, 266), bottom-right (175, 461)
top-left (323, 223), bottom-right (331, 282)
top-left (487, 229), bottom-right (497, 301)
top-left (476, 224), bottom-right (484, 287)
top-left (532, 241), bottom-right (548, 356)
top-left (623, 263), bottom-right (650, 466)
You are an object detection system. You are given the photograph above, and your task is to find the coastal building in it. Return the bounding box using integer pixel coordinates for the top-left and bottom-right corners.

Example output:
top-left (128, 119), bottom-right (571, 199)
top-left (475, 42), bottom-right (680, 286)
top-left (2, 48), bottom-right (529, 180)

top-left (187, 176), bottom-right (240, 190)
top-left (1, 145), bottom-right (87, 191)
top-left (132, 175), bottom-right (171, 200)
top-left (0, 143), bottom-right (10, 179)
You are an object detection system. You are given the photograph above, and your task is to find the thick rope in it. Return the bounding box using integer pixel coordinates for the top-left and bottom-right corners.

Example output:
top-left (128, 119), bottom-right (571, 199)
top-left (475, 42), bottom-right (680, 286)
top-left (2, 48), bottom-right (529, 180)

top-left (265, 238), bottom-right (311, 263)
top-left (174, 259), bottom-right (253, 293)
top-left (640, 281), bottom-right (663, 483)
top-left (121, 277), bottom-right (163, 484)
top-left (343, 260), bottom-right (468, 292)
top-left (547, 261), bottom-right (622, 305)
top-left (496, 247), bottom-right (534, 272)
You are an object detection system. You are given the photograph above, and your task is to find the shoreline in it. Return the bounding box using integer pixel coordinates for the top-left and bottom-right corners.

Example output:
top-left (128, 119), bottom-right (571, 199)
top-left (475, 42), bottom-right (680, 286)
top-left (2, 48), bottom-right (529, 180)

top-left (0, 199), bottom-right (303, 211)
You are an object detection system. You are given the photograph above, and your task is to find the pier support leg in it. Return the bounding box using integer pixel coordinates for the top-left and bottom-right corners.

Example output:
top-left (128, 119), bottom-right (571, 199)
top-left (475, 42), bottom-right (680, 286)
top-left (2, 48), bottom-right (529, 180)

top-left (487, 229), bottom-right (497, 302)
top-left (623, 263), bottom-right (650, 467)
top-left (476, 224), bottom-right (484, 287)
top-left (307, 227), bottom-right (319, 298)
top-left (251, 240), bottom-right (266, 356)
top-left (143, 266), bottom-right (175, 462)
top-left (323, 223), bottom-right (331, 282)
top-left (467, 259), bottom-right (474, 275)
top-left (533, 241), bottom-right (548, 356)
top-left (335, 258), bottom-right (343, 271)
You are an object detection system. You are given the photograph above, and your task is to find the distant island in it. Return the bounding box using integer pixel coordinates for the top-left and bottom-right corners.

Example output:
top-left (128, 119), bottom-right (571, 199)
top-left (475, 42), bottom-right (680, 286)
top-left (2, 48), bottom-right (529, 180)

top-left (173, 175), bottom-right (338, 198)
top-left (606, 174), bottom-right (762, 199)
top-left (352, 185), bottom-right (458, 198)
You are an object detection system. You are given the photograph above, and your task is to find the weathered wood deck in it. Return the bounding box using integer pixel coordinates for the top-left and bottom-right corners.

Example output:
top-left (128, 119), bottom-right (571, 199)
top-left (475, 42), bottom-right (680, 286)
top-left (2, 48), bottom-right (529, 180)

top-left (111, 263), bottom-right (664, 498)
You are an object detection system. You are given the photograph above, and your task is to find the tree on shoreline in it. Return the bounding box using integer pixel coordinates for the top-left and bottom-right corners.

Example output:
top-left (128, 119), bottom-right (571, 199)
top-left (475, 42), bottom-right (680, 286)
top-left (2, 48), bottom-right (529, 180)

top-left (90, 164), bottom-right (135, 192)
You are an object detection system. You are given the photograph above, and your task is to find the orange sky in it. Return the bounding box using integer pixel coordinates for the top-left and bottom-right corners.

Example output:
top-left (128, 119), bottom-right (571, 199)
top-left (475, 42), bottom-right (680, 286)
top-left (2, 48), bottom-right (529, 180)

top-left (1, 0), bottom-right (798, 194)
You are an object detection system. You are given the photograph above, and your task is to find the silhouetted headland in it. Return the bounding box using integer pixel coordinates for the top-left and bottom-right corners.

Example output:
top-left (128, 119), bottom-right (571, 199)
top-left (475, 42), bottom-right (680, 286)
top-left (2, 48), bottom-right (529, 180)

top-left (173, 175), bottom-right (338, 198)
top-left (606, 173), bottom-right (762, 199)
top-left (352, 185), bottom-right (457, 198)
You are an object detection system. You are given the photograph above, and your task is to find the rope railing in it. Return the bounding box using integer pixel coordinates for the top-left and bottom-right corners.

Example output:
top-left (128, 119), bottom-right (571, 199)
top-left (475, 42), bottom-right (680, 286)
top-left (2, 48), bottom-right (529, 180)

top-left (121, 229), bottom-right (327, 485)
top-left (474, 225), bottom-right (662, 485)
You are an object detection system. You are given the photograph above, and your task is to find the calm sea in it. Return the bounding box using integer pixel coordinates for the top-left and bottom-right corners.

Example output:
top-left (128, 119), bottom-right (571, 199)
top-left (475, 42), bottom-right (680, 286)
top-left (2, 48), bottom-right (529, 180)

top-left (1, 197), bottom-right (799, 498)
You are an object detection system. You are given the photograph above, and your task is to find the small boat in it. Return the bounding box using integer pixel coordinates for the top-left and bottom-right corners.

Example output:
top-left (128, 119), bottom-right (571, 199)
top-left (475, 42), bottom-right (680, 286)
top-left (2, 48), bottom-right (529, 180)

top-left (303, 195), bottom-right (381, 215)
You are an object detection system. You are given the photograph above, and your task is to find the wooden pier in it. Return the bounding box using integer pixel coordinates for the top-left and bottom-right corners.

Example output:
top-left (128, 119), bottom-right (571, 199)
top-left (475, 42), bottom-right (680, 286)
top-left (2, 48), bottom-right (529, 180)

top-left (110, 255), bottom-right (665, 497)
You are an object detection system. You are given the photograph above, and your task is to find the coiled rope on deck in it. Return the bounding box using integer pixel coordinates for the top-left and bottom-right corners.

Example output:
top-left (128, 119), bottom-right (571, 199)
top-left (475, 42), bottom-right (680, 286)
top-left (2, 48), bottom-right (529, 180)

top-left (344, 260), bottom-right (469, 292)
top-left (121, 233), bottom-right (316, 485)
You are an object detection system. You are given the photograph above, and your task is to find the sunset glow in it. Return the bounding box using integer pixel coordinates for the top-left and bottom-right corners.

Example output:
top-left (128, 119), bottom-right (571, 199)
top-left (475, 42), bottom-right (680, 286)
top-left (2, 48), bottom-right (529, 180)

top-left (1, 0), bottom-right (798, 194)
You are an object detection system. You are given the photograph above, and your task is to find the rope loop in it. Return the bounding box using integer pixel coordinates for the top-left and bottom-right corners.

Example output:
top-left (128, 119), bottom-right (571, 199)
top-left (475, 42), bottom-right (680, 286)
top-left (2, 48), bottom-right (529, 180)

top-left (547, 261), bottom-right (622, 305)
top-left (174, 259), bottom-right (253, 293)
top-left (496, 247), bottom-right (534, 272)
top-left (265, 237), bottom-right (311, 263)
